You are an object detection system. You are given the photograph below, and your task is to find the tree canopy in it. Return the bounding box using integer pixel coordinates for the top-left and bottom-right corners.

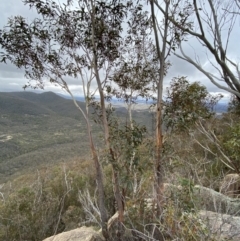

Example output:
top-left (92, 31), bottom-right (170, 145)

top-left (164, 76), bottom-right (222, 131)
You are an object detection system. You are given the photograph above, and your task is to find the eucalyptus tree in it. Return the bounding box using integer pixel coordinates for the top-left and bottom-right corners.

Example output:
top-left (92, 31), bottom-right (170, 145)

top-left (154, 0), bottom-right (240, 100)
top-left (110, 6), bottom-right (157, 123)
top-left (151, 1), bottom-right (240, 215)
top-left (108, 7), bottom-right (157, 199)
top-left (164, 76), bottom-right (222, 132)
top-left (0, 0), bottom-right (142, 237)
top-left (150, 0), bottom-right (184, 216)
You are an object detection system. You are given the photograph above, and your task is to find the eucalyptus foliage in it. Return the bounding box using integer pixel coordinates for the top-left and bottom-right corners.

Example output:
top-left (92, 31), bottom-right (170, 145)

top-left (164, 76), bottom-right (222, 131)
top-left (0, 0), bottom-right (129, 89)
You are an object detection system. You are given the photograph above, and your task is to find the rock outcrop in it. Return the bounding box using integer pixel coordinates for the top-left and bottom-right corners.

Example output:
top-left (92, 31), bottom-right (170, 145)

top-left (164, 183), bottom-right (240, 216)
top-left (220, 173), bottom-right (240, 198)
top-left (193, 185), bottom-right (240, 215)
top-left (43, 184), bottom-right (240, 241)
top-left (42, 226), bottom-right (104, 241)
top-left (199, 210), bottom-right (240, 241)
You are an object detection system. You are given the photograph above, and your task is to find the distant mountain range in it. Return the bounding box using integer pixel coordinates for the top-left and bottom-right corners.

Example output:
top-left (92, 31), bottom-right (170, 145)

top-left (213, 102), bottom-right (228, 113)
top-left (0, 91), bottom-right (86, 118)
top-left (57, 92), bottom-right (229, 113)
top-left (0, 90), bottom-right (229, 114)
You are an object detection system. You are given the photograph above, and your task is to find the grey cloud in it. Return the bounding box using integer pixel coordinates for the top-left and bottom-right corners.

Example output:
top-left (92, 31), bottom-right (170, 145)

top-left (0, 62), bottom-right (25, 78)
top-left (0, 77), bottom-right (25, 91)
top-left (0, 0), bottom-right (38, 28)
top-left (167, 55), bottom-right (197, 79)
top-left (0, 62), bottom-right (29, 91)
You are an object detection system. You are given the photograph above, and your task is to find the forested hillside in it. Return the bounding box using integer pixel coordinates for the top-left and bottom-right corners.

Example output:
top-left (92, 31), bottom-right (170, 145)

top-left (0, 91), bottom-right (152, 183)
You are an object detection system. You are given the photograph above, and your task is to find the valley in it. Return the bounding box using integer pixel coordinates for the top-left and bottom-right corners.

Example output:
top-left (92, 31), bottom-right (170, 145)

top-left (0, 91), bottom-right (152, 183)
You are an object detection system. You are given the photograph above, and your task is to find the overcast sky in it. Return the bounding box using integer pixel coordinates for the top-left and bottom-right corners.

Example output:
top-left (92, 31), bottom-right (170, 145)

top-left (0, 0), bottom-right (239, 103)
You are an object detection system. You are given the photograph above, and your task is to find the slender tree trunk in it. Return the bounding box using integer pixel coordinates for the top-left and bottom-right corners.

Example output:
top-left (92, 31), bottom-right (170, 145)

top-left (87, 123), bottom-right (109, 238)
top-left (150, 0), bottom-right (169, 217)
top-left (89, 0), bottom-right (124, 228)
top-left (128, 100), bottom-right (138, 195)
top-left (128, 101), bottom-right (134, 170)
top-left (66, 88), bottom-right (109, 239)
